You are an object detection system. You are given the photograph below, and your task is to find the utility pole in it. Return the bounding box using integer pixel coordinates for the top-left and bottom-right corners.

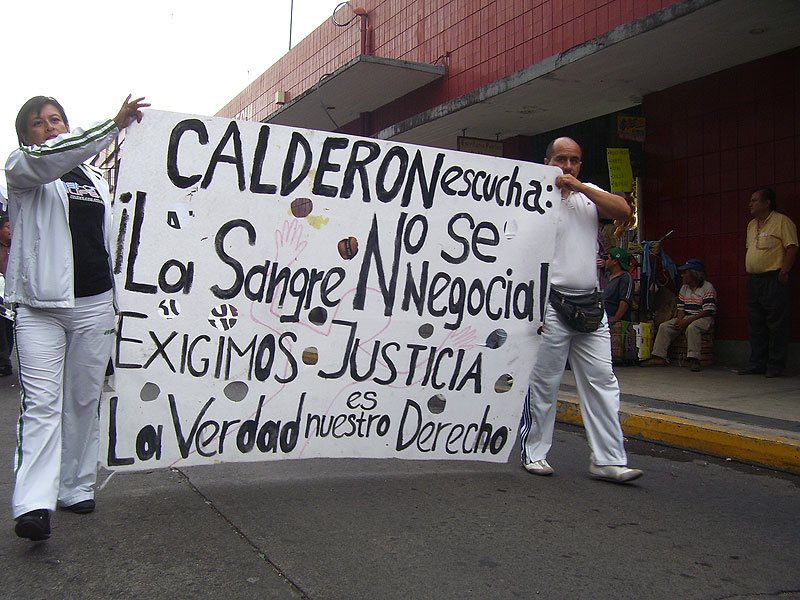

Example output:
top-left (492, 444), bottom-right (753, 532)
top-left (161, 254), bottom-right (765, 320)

top-left (289, 0), bottom-right (294, 50)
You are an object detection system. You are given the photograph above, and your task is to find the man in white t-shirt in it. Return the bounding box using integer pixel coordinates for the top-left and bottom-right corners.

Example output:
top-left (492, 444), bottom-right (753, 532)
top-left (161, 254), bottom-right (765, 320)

top-left (519, 137), bottom-right (643, 483)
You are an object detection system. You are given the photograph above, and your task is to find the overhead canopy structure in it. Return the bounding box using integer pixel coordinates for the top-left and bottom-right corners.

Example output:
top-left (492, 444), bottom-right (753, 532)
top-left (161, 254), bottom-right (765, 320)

top-left (367, 0), bottom-right (800, 149)
top-left (265, 54), bottom-right (446, 131)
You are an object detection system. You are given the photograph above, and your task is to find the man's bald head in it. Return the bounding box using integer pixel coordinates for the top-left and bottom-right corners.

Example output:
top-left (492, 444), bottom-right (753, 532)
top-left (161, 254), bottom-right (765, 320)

top-left (544, 137), bottom-right (582, 178)
top-left (545, 137), bottom-right (581, 160)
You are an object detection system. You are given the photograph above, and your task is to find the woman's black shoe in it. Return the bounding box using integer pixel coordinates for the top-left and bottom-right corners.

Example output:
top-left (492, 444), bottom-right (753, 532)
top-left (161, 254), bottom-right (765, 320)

top-left (61, 499), bottom-right (95, 514)
top-left (14, 510), bottom-right (51, 541)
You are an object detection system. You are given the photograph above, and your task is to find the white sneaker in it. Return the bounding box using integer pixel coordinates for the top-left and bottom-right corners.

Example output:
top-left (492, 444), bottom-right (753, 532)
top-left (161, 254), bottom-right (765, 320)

top-left (589, 464), bottom-right (643, 483)
top-left (523, 459), bottom-right (554, 475)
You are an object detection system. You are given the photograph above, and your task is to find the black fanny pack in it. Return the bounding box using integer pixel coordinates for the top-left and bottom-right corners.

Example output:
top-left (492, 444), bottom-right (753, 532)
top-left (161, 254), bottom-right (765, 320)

top-left (549, 289), bottom-right (604, 333)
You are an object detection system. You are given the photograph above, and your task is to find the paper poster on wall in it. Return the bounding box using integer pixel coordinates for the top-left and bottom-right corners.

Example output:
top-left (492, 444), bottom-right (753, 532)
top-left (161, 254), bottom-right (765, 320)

top-left (606, 148), bottom-right (634, 193)
top-left (617, 116), bottom-right (645, 143)
top-left (101, 110), bottom-right (561, 471)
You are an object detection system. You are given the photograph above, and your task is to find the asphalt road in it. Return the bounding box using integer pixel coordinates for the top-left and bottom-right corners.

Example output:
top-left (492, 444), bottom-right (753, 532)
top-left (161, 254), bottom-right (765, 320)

top-left (1, 374), bottom-right (798, 600)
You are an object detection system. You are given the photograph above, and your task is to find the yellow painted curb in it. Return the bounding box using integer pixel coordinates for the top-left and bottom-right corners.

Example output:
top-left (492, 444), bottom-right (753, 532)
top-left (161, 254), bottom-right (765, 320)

top-left (556, 397), bottom-right (800, 474)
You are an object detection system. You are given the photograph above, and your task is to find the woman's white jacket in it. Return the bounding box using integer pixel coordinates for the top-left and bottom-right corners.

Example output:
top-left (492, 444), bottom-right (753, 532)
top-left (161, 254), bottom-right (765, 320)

top-left (4, 121), bottom-right (119, 308)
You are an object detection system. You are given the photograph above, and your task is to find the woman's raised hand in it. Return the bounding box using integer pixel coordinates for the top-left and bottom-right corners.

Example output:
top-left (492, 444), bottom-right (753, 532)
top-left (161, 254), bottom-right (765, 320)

top-left (113, 95), bottom-right (150, 131)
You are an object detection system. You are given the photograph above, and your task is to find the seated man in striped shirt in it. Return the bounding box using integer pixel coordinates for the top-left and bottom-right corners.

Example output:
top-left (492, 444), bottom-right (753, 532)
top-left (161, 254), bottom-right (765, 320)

top-left (646, 258), bottom-right (717, 372)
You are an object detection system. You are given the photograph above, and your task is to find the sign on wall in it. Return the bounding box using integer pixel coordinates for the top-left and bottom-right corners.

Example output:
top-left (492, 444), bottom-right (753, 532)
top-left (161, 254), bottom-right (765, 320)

top-left (617, 116), bottom-right (645, 143)
top-left (606, 148), bottom-right (634, 193)
top-left (101, 110), bottom-right (561, 470)
top-left (457, 136), bottom-right (504, 157)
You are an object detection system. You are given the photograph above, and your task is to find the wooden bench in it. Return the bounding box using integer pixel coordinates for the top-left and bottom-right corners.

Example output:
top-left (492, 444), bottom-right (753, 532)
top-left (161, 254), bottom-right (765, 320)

top-left (610, 321), bottom-right (655, 365)
top-left (666, 329), bottom-right (715, 367)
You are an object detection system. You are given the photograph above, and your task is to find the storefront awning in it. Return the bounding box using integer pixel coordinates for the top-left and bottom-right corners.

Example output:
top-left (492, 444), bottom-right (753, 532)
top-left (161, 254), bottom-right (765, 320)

top-left (265, 55), bottom-right (445, 131)
top-left (377, 0), bottom-right (800, 150)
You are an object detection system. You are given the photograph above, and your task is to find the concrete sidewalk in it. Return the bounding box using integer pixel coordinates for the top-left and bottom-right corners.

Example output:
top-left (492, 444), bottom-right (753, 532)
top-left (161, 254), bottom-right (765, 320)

top-left (558, 363), bottom-right (800, 474)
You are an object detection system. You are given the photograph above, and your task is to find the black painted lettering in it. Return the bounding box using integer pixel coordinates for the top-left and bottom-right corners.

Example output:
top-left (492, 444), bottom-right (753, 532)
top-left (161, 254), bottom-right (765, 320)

top-left (124, 191), bottom-right (157, 294)
top-left (135, 424), bottom-right (163, 461)
top-left (236, 395), bottom-right (265, 453)
top-left (504, 166), bottom-right (521, 207)
top-left (275, 332), bottom-right (298, 384)
top-left (116, 311), bottom-right (147, 369)
top-left (318, 320), bottom-right (358, 379)
top-left (107, 396), bottom-right (135, 466)
top-left (350, 339), bottom-right (380, 382)
top-left (281, 132), bottom-right (313, 196)
top-left (244, 262), bottom-right (270, 302)
top-left (168, 394), bottom-right (215, 459)
top-left (446, 278), bottom-right (466, 329)
top-left (254, 334), bottom-right (276, 382)
top-left (341, 140), bottom-right (380, 201)
top-left (158, 259), bottom-right (194, 294)
top-left (144, 330), bottom-right (179, 372)
top-left (202, 120), bottom-right (246, 191)
top-left (401, 261), bottom-right (429, 315)
top-left (373, 342), bottom-right (400, 385)
top-left (396, 398), bottom-right (422, 451)
top-left (279, 394), bottom-right (304, 452)
top-left (353, 213), bottom-right (405, 315)
top-left (431, 348), bottom-right (454, 389)
top-left (218, 419), bottom-right (241, 455)
top-left (249, 125), bottom-right (278, 194)
top-left (376, 146), bottom-right (408, 203)
top-left (472, 221), bottom-right (499, 262)
top-left (210, 219), bottom-right (257, 300)
top-left (402, 150), bottom-right (444, 209)
top-left (442, 213), bottom-right (472, 264)
top-left (312, 136), bottom-right (349, 197)
top-left (320, 268), bottom-right (345, 307)
top-left (522, 179), bottom-right (544, 213)
top-left (167, 119), bottom-right (208, 189)
top-left (440, 165), bottom-right (463, 196)
top-left (187, 334), bottom-right (212, 377)
top-left (195, 420), bottom-right (220, 457)
top-left (225, 335), bottom-right (258, 380)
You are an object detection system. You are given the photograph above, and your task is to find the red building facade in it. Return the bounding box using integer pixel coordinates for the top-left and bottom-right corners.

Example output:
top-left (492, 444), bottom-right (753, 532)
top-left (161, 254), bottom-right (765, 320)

top-left (220, 0), bottom-right (800, 356)
top-left (643, 49), bottom-right (800, 342)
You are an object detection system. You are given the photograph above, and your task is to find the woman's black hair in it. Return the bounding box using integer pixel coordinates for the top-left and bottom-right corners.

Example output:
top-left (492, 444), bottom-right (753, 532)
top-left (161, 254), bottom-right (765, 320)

top-left (14, 96), bottom-right (69, 146)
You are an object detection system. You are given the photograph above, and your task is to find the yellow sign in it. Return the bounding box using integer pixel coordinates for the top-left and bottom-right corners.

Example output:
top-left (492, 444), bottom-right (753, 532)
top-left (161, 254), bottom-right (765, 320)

top-left (607, 148), bottom-right (633, 193)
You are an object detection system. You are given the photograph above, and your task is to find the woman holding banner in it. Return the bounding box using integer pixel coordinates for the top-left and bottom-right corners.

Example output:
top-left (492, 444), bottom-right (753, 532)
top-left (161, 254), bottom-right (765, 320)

top-left (5, 94), bottom-right (148, 541)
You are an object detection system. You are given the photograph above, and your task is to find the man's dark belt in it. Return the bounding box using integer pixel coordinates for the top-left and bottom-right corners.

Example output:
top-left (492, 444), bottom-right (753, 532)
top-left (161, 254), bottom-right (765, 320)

top-left (748, 269), bottom-right (780, 278)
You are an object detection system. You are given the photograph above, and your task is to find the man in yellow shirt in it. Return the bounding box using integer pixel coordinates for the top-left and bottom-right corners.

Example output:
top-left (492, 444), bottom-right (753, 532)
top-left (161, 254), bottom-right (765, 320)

top-left (739, 187), bottom-right (798, 378)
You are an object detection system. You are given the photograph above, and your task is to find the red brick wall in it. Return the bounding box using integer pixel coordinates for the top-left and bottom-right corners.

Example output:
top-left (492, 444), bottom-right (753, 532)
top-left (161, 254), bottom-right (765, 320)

top-left (219, 0), bottom-right (683, 130)
top-left (643, 48), bottom-right (800, 342)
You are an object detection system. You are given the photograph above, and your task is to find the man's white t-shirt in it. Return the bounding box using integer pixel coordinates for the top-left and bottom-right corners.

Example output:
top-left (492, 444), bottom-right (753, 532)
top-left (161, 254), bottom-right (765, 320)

top-left (549, 183), bottom-right (602, 294)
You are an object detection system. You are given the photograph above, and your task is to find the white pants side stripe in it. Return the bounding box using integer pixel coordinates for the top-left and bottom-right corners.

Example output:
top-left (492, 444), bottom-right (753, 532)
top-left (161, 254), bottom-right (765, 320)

top-left (12, 292), bottom-right (115, 518)
top-left (520, 303), bottom-right (627, 467)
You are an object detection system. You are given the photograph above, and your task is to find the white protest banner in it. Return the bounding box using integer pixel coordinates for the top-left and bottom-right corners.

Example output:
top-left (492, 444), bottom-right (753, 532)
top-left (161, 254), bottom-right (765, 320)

top-left (101, 110), bottom-right (561, 470)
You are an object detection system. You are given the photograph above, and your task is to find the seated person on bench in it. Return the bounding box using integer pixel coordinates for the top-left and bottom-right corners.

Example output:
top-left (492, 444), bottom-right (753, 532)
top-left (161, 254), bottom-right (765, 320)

top-left (646, 258), bottom-right (717, 372)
